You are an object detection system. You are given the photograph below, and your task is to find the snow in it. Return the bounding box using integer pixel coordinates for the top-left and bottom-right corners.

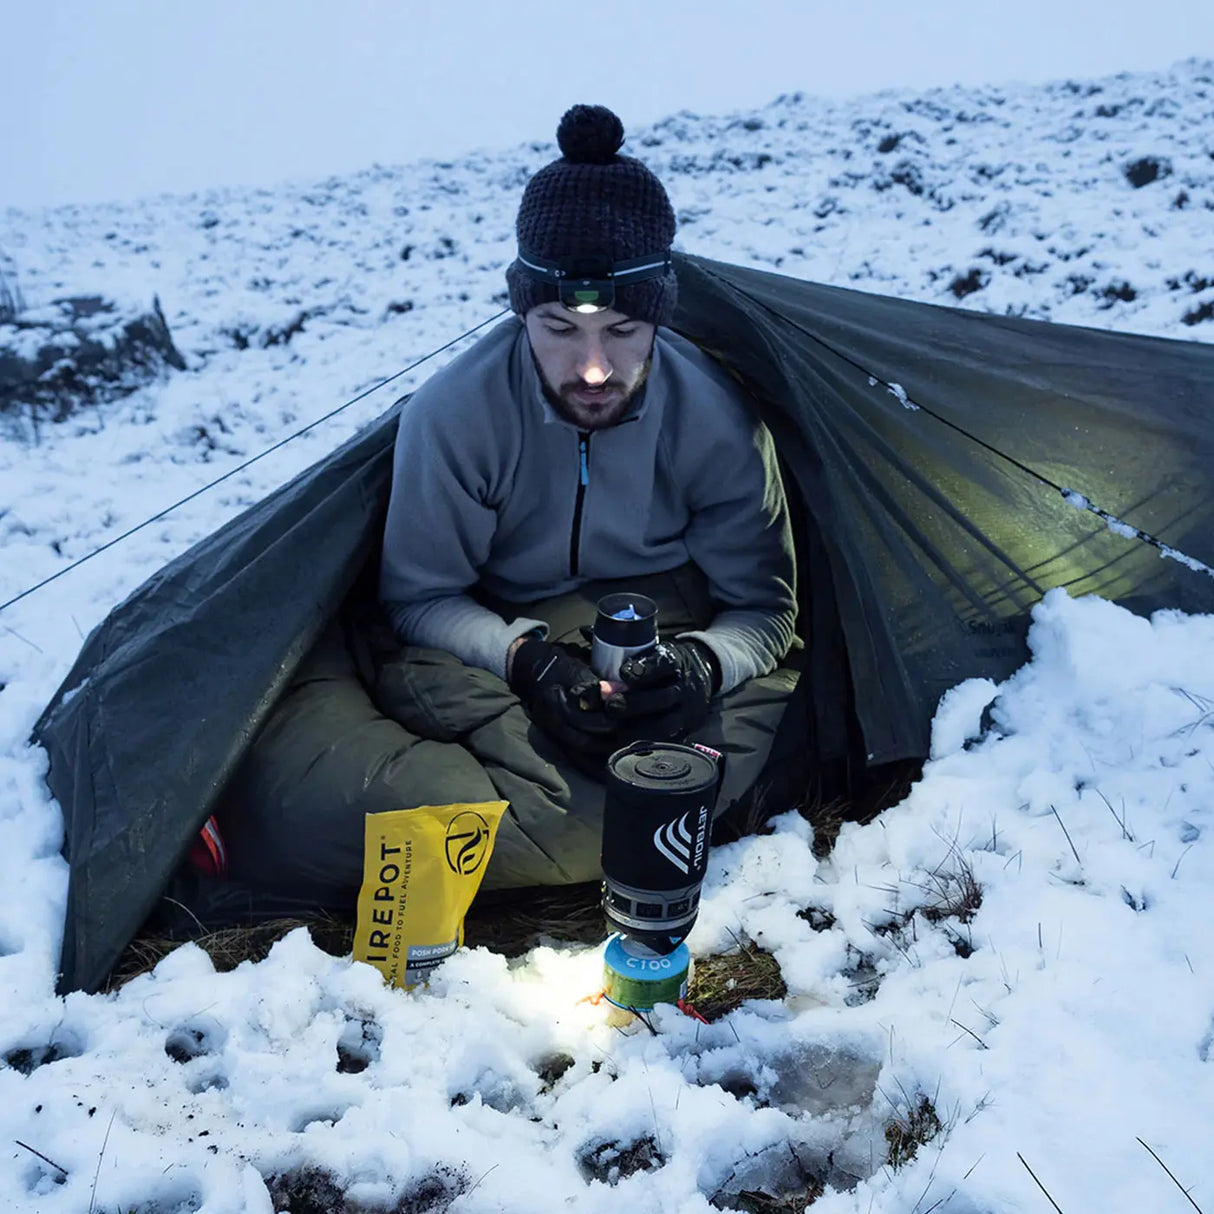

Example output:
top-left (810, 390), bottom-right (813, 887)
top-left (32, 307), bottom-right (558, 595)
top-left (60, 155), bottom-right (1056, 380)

top-left (1160, 544), bottom-right (1214, 575)
top-left (884, 382), bottom-right (919, 410)
top-left (2, 59), bottom-right (1214, 1213)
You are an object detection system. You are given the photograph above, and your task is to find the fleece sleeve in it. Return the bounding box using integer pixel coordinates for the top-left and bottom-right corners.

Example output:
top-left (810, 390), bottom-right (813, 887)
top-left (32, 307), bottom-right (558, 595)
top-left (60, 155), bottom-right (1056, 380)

top-left (377, 400), bottom-right (545, 680)
top-left (677, 418), bottom-right (798, 694)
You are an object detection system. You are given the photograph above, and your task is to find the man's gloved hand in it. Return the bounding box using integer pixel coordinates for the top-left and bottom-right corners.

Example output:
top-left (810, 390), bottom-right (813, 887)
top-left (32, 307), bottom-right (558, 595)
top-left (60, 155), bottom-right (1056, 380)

top-left (617, 639), bottom-right (720, 741)
top-left (508, 637), bottom-right (625, 758)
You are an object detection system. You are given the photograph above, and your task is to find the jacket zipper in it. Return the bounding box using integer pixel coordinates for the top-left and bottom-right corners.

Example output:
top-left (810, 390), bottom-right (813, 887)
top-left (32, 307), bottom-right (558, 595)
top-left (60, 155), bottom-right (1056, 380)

top-left (569, 430), bottom-right (590, 577)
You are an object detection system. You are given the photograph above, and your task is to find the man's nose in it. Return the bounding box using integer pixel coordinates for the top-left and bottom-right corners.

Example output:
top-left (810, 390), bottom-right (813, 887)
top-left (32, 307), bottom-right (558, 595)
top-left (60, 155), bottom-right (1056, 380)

top-left (578, 337), bottom-right (612, 385)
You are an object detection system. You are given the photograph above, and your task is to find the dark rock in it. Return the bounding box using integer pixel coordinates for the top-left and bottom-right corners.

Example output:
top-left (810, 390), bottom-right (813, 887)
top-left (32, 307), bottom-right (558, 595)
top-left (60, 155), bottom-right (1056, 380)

top-left (950, 268), bottom-right (990, 299)
top-left (1123, 156), bottom-right (1171, 188)
top-left (1183, 300), bottom-right (1214, 326)
top-left (0, 295), bottom-right (186, 429)
top-left (888, 160), bottom-right (925, 196)
top-left (1100, 280), bottom-right (1138, 306)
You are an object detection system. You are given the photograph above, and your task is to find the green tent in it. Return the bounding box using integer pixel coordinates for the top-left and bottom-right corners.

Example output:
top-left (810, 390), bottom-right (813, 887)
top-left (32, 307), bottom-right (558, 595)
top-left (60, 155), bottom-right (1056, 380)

top-left (35, 253), bottom-right (1214, 993)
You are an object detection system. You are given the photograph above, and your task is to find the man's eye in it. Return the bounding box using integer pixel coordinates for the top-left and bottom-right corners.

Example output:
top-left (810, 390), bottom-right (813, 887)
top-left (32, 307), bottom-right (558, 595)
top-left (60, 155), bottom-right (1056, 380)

top-left (544, 325), bottom-right (575, 336)
top-left (609, 327), bottom-right (637, 338)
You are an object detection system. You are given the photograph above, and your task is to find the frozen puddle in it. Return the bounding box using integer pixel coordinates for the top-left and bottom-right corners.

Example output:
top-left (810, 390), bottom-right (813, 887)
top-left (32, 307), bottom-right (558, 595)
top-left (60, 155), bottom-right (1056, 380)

top-left (691, 1037), bottom-right (890, 1199)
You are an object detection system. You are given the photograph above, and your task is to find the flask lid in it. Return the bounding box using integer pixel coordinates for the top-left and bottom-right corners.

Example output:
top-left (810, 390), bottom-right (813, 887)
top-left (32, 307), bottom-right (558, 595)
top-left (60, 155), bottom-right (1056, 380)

top-left (634, 752), bottom-right (693, 780)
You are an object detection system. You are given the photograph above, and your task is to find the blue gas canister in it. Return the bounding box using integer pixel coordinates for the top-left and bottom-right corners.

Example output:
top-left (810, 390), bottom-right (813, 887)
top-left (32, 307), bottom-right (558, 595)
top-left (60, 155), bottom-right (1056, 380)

top-left (602, 934), bottom-right (691, 1012)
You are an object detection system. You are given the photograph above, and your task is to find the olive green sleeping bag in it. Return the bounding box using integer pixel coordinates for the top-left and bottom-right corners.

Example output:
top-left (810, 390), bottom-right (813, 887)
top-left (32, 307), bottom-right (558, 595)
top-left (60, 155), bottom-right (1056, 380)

top-left (216, 565), bottom-right (798, 904)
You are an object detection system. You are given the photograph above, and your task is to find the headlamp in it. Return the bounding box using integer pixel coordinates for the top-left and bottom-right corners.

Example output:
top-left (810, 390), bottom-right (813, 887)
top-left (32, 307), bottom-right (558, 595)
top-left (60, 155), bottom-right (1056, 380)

top-left (515, 247), bottom-right (672, 314)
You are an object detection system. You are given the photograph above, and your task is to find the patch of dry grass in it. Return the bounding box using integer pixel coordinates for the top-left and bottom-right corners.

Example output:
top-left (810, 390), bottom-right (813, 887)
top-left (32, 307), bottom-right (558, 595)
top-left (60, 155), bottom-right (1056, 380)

top-left (105, 913), bottom-right (356, 990)
top-left (688, 939), bottom-right (787, 1022)
top-left (463, 882), bottom-right (604, 955)
top-left (801, 759), bottom-right (922, 858)
top-left (884, 1095), bottom-right (943, 1169)
top-left (917, 853), bottom-right (983, 926)
top-left (108, 885), bottom-right (609, 991)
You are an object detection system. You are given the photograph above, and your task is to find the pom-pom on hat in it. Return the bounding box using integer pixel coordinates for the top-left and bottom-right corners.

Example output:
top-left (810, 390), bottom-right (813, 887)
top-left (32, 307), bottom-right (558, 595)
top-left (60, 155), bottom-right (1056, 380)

top-left (506, 104), bottom-right (678, 326)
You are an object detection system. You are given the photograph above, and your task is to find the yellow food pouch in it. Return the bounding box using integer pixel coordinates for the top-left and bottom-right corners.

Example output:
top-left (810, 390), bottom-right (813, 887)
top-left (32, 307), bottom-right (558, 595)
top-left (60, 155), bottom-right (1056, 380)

top-left (352, 801), bottom-right (507, 989)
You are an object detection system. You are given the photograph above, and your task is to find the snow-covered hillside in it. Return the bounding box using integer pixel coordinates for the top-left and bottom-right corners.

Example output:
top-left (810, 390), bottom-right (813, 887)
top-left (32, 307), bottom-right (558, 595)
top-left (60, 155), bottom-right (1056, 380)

top-left (1, 59), bottom-right (1213, 1214)
top-left (9, 57), bottom-right (1214, 345)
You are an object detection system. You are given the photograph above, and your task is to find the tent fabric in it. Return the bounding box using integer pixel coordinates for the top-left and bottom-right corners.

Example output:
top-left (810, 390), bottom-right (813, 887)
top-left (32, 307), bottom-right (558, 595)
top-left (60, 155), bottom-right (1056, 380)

top-left (673, 255), bottom-right (1214, 766)
top-left (34, 253), bottom-right (1214, 994)
top-left (35, 419), bottom-right (398, 994)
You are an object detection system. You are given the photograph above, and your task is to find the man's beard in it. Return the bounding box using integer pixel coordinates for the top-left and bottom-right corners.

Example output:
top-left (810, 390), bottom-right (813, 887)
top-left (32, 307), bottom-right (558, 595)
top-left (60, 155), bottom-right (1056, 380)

top-left (536, 358), bottom-right (652, 431)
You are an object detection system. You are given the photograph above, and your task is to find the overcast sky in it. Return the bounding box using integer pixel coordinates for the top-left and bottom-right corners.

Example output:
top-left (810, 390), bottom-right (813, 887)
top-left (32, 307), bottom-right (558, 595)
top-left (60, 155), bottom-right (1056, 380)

top-left (4, 0), bottom-right (1213, 210)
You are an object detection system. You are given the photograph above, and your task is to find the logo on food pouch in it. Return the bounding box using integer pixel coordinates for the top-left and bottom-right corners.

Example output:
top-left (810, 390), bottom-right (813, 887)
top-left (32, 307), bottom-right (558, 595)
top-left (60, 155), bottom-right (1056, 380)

top-left (445, 811), bottom-right (491, 875)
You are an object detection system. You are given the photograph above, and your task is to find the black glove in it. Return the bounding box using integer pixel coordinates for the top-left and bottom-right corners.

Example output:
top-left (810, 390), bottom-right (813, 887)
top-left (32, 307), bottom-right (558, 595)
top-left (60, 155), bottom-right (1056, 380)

top-left (508, 637), bottom-right (626, 757)
top-left (617, 639), bottom-right (720, 741)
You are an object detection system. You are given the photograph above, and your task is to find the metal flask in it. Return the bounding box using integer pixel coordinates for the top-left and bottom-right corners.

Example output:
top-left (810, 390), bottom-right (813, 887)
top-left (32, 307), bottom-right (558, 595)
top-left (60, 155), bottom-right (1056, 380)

top-left (589, 593), bottom-right (658, 682)
top-left (600, 740), bottom-right (724, 955)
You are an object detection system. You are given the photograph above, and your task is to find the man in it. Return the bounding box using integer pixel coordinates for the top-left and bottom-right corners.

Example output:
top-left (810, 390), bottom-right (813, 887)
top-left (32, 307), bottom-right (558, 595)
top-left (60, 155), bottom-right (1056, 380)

top-left (373, 104), bottom-right (799, 888)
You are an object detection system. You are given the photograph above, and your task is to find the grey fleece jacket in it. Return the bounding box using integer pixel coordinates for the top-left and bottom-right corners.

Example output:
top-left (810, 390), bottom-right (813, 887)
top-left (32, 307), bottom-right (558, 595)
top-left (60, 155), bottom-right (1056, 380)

top-left (378, 317), bottom-right (797, 693)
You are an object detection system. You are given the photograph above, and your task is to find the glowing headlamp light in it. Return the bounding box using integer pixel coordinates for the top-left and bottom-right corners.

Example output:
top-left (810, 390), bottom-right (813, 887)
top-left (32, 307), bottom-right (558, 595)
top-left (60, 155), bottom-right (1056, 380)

top-left (515, 247), bottom-right (672, 314)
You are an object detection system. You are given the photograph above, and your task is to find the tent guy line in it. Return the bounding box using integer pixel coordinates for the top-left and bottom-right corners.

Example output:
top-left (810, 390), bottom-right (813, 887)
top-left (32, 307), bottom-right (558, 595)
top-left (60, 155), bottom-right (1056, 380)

top-left (0, 309), bottom-right (510, 619)
top-left (1059, 490), bottom-right (1214, 579)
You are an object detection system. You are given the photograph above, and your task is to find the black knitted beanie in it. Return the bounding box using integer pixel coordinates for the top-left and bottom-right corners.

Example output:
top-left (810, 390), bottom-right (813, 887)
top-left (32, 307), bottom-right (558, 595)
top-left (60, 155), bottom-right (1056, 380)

top-left (506, 104), bottom-right (678, 326)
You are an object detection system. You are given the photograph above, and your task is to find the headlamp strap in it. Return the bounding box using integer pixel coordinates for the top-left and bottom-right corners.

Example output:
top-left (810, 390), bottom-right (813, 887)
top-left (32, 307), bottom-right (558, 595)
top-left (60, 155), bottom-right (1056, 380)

top-left (515, 247), bottom-right (672, 285)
